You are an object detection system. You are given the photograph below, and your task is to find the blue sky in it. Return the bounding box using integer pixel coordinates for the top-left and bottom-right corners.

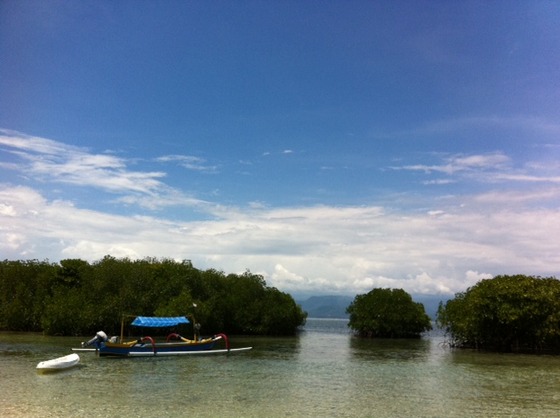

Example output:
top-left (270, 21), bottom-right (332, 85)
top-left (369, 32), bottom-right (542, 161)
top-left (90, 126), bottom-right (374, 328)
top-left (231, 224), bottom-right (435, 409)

top-left (1, 1), bottom-right (560, 297)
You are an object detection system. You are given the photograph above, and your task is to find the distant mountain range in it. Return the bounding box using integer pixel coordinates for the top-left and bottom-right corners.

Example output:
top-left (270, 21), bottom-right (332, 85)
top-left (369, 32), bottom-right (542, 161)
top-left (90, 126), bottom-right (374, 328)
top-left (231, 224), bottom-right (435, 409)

top-left (297, 295), bottom-right (353, 318)
top-left (297, 294), bottom-right (449, 320)
top-left (413, 294), bottom-right (450, 319)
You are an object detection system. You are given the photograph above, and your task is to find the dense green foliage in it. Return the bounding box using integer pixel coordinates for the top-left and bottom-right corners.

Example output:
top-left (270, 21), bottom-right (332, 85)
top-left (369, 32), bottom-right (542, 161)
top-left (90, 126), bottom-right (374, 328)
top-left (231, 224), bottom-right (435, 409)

top-left (0, 257), bottom-right (306, 336)
top-left (437, 275), bottom-right (560, 352)
top-left (347, 288), bottom-right (432, 338)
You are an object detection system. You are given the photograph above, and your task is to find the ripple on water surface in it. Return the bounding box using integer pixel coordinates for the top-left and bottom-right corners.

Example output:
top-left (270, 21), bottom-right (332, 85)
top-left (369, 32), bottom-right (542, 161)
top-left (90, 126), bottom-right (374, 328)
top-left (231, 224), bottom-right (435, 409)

top-left (1, 326), bottom-right (560, 417)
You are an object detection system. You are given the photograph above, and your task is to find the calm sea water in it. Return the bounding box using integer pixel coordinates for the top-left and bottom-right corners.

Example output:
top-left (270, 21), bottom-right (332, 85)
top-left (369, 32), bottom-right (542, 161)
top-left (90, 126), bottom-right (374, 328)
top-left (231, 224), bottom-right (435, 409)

top-left (1, 318), bottom-right (560, 417)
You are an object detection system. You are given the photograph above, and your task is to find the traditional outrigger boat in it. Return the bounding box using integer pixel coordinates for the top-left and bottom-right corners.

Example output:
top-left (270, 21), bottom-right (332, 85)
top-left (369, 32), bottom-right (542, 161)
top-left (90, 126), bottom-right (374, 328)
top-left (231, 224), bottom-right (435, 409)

top-left (78, 315), bottom-right (252, 357)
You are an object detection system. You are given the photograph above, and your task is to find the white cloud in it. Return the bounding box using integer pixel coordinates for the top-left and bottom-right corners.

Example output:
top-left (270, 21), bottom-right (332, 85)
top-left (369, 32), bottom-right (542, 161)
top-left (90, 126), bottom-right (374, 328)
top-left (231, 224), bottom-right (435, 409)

top-left (0, 129), bottom-right (79, 155)
top-left (156, 154), bottom-right (218, 172)
top-left (0, 129), bottom-right (167, 196)
top-left (0, 203), bottom-right (16, 216)
top-left (465, 270), bottom-right (493, 286)
top-left (423, 179), bottom-right (456, 185)
top-left (1, 182), bottom-right (559, 297)
top-left (1, 129), bottom-right (559, 298)
top-left (392, 149), bottom-right (560, 195)
top-left (0, 130), bottom-right (216, 210)
top-left (394, 152), bottom-right (510, 175)
top-left (494, 174), bottom-right (560, 183)
top-left (474, 188), bottom-right (560, 204)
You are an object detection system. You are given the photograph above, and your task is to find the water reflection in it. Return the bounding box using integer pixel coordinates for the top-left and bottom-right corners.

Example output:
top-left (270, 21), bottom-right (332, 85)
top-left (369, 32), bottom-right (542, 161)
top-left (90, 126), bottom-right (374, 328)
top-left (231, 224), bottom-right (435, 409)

top-left (349, 335), bottom-right (432, 362)
top-left (2, 325), bottom-right (560, 417)
top-left (301, 317), bottom-right (350, 334)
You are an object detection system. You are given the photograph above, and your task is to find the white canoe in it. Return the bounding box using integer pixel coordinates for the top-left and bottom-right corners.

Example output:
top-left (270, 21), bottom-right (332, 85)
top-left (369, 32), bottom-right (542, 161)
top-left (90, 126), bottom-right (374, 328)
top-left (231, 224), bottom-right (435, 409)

top-left (36, 353), bottom-right (80, 372)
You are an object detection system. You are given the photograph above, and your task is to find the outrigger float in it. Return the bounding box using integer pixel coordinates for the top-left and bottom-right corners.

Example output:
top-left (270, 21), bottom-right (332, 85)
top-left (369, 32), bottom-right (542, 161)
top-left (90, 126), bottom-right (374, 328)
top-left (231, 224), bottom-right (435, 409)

top-left (75, 315), bottom-right (252, 357)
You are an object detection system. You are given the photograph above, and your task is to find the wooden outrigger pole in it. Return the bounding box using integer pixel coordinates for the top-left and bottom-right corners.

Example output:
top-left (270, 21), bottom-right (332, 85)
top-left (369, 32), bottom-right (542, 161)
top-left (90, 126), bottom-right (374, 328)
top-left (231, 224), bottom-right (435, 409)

top-left (120, 314), bottom-right (136, 342)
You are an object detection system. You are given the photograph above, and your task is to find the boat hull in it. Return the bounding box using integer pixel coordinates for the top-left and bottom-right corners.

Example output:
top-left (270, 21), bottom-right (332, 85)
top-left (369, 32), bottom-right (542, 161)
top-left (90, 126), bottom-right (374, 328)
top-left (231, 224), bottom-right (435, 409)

top-left (37, 353), bottom-right (80, 372)
top-left (127, 347), bottom-right (252, 357)
top-left (77, 323), bottom-right (253, 357)
top-left (99, 338), bottom-right (220, 357)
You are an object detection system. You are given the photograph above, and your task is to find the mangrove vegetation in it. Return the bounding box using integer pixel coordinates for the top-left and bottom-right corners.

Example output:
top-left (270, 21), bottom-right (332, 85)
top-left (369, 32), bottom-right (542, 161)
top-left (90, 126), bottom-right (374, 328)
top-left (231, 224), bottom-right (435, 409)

top-left (0, 257), bottom-right (307, 336)
top-left (347, 288), bottom-right (432, 338)
top-left (437, 275), bottom-right (560, 353)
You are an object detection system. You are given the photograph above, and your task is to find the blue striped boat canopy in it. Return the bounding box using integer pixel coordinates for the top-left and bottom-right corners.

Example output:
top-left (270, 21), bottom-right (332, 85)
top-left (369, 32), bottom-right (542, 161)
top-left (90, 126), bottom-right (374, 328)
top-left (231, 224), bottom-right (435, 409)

top-left (131, 316), bottom-right (190, 327)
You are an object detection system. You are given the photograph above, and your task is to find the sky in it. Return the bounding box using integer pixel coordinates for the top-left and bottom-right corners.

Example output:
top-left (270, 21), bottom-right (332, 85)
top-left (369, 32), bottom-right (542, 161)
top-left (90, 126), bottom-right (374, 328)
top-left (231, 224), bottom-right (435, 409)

top-left (1, 1), bottom-right (560, 298)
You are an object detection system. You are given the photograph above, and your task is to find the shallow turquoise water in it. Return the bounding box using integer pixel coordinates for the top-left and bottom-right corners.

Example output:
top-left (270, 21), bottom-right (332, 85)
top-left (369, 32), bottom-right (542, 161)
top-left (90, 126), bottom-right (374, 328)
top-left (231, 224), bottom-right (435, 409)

top-left (1, 319), bottom-right (559, 417)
